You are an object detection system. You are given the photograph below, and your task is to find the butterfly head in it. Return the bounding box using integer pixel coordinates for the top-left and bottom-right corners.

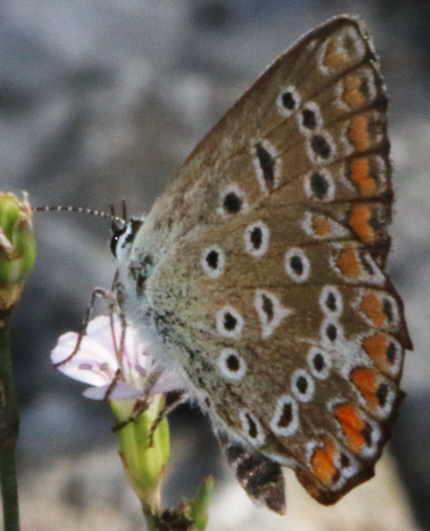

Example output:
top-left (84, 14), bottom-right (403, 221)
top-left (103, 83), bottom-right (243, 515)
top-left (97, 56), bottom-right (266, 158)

top-left (110, 216), bottom-right (144, 262)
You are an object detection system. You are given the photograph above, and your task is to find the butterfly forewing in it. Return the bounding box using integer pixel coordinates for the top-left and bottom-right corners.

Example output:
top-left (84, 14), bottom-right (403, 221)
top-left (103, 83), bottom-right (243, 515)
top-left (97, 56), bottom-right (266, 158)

top-left (124, 16), bottom-right (411, 511)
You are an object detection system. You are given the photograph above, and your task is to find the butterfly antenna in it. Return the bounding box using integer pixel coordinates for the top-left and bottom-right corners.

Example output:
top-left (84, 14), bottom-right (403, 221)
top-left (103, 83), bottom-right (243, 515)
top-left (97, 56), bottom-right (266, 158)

top-left (32, 205), bottom-right (125, 224)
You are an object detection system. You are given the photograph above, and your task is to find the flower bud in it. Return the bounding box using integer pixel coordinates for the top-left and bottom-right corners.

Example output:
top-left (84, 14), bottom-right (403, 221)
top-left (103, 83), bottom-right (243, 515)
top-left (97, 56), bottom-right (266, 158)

top-left (0, 192), bottom-right (36, 323)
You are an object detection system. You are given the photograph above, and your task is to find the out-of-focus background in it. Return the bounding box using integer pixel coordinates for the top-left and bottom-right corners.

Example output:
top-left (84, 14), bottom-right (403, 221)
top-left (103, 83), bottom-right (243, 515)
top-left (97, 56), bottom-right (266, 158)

top-left (2, 0), bottom-right (429, 529)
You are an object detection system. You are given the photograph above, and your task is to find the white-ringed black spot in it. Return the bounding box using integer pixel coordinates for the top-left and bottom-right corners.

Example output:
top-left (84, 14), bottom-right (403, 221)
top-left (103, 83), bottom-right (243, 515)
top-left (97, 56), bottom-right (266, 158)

top-left (307, 346), bottom-right (332, 379)
top-left (254, 290), bottom-right (292, 339)
top-left (262, 294), bottom-right (274, 321)
top-left (270, 395), bottom-right (299, 437)
top-left (247, 414), bottom-right (257, 438)
top-left (218, 184), bottom-right (248, 218)
top-left (224, 313), bottom-right (237, 330)
top-left (326, 292), bottom-right (337, 311)
top-left (303, 168), bottom-right (335, 202)
top-left (251, 139), bottom-right (281, 193)
top-left (239, 410), bottom-right (265, 446)
top-left (312, 134), bottom-right (331, 159)
top-left (382, 298), bottom-right (394, 324)
top-left (277, 86), bottom-right (301, 118)
top-left (255, 142), bottom-right (274, 187)
top-left (207, 250), bottom-right (219, 269)
top-left (291, 256), bottom-right (303, 275)
top-left (216, 306), bottom-right (244, 338)
top-left (376, 383), bottom-right (389, 407)
top-left (284, 248), bottom-right (310, 283)
top-left (282, 91), bottom-right (296, 110)
top-left (217, 348), bottom-right (247, 380)
top-left (311, 172), bottom-right (328, 198)
top-left (278, 403), bottom-right (293, 427)
top-left (251, 227), bottom-right (262, 249)
top-left (326, 323), bottom-right (337, 341)
top-left (319, 286), bottom-right (343, 317)
top-left (223, 192), bottom-right (241, 213)
top-left (244, 221), bottom-right (269, 257)
top-left (201, 245), bottom-right (225, 278)
top-left (291, 369), bottom-right (315, 402)
top-left (313, 354), bottom-right (325, 372)
top-left (386, 341), bottom-right (396, 364)
top-left (302, 108), bottom-right (317, 130)
top-left (359, 252), bottom-right (376, 276)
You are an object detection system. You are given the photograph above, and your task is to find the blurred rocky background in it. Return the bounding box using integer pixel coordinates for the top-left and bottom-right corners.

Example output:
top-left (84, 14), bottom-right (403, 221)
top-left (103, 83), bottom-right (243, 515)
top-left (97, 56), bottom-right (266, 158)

top-left (1, 0), bottom-right (429, 529)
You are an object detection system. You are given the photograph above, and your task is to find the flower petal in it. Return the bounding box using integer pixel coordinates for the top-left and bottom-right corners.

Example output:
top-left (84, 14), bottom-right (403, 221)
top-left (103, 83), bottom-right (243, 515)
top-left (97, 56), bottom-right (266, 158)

top-left (83, 382), bottom-right (143, 400)
top-left (150, 371), bottom-right (185, 395)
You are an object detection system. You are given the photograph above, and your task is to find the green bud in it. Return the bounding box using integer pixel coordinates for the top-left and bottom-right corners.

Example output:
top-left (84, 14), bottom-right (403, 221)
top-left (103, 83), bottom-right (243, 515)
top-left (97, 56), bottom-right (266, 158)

top-left (111, 395), bottom-right (170, 511)
top-left (188, 477), bottom-right (214, 531)
top-left (0, 192), bottom-right (36, 323)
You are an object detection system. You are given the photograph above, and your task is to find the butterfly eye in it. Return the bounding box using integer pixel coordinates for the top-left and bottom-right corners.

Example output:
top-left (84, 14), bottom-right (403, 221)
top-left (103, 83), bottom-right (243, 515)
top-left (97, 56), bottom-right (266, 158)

top-left (110, 223), bottom-right (127, 257)
top-left (110, 217), bottom-right (143, 260)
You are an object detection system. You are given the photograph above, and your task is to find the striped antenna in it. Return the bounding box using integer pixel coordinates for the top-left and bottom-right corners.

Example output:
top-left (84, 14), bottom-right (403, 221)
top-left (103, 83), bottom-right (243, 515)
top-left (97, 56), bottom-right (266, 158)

top-left (32, 204), bottom-right (126, 224)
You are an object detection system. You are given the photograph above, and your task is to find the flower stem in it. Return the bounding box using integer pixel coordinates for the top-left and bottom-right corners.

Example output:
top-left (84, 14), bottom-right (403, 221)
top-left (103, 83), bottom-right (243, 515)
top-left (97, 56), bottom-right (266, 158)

top-left (0, 326), bottom-right (20, 531)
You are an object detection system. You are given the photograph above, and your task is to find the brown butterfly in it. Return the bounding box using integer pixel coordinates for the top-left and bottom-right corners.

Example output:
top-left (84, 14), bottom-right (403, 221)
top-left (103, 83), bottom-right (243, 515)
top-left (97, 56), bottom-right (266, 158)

top-left (111, 15), bottom-right (412, 513)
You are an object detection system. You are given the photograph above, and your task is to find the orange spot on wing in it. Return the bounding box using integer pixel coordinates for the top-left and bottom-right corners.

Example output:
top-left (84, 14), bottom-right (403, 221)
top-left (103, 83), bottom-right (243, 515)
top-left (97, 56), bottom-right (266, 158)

top-left (351, 158), bottom-right (376, 195)
top-left (359, 291), bottom-right (385, 327)
top-left (336, 245), bottom-right (361, 279)
top-left (350, 367), bottom-right (379, 409)
top-left (324, 51), bottom-right (345, 70)
top-left (335, 404), bottom-right (366, 453)
top-left (312, 215), bottom-right (332, 236)
top-left (343, 75), bottom-right (364, 109)
top-left (350, 204), bottom-right (375, 242)
top-left (363, 332), bottom-right (391, 368)
top-left (311, 436), bottom-right (338, 485)
top-left (349, 116), bottom-right (370, 151)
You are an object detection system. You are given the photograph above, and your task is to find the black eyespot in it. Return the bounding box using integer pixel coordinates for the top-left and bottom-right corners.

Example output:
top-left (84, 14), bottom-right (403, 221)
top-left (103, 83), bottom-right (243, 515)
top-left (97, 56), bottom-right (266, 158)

top-left (310, 171), bottom-right (329, 199)
top-left (278, 403), bottom-right (293, 428)
top-left (290, 255), bottom-right (304, 276)
top-left (206, 250), bottom-right (219, 269)
top-left (302, 108), bottom-right (317, 130)
top-left (281, 91), bottom-right (296, 110)
top-left (246, 413), bottom-right (258, 438)
top-left (382, 299), bottom-right (394, 323)
top-left (296, 376), bottom-right (308, 394)
top-left (376, 383), bottom-right (389, 407)
top-left (311, 135), bottom-right (331, 159)
top-left (326, 292), bottom-right (337, 312)
top-left (250, 227), bottom-right (263, 250)
top-left (224, 313), bottom-right (237, 331)
top-left (326, 324), bottom-right (337, 341)
top-left (223, 192), bottom-right (242, 214)
top-left (262, 294), bottom-right (274, 321)
top-left (226, 354), bottom-right (240, 372)
top-left (255, 142), bottom-right (275, 187)
top-left (361, 422), bottom-right (373, 446)
top-left (313, 353), bottom-right (325, 372)
top-left (386, 342), bottom-right (396, 364)
top-left (340, 453), bottom-right (350, 469)
top-left (359, 252), bottom-right (375, 275)
top-left (110, 224), bottom-right (127, 256)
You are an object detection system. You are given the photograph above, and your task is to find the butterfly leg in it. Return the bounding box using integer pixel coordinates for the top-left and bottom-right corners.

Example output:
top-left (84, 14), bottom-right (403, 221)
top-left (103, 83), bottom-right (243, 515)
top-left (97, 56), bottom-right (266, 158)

top-left (53, 285), bottom-right (118, 368)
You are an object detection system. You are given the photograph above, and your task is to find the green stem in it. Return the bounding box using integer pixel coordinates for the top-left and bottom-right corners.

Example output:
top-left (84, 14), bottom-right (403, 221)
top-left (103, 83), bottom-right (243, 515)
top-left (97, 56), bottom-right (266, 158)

top-left (0, 327), bottom-right (20, 531)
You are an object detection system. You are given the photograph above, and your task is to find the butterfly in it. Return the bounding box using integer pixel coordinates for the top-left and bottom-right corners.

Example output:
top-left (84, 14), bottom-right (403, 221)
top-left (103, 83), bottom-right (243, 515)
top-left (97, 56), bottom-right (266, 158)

top-left (111, 16), bottom-right (412, 514)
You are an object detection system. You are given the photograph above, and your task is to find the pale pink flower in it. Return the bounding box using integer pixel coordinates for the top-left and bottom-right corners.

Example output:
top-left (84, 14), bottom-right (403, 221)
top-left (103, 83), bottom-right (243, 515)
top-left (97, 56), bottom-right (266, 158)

top-left (51, 315), bottom-right (181, 400)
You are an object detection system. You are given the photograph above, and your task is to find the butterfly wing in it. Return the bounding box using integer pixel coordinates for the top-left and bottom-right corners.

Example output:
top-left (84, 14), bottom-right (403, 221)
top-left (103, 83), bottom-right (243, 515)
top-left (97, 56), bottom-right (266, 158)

top-left (126, 16), bottom-right (411, 510)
